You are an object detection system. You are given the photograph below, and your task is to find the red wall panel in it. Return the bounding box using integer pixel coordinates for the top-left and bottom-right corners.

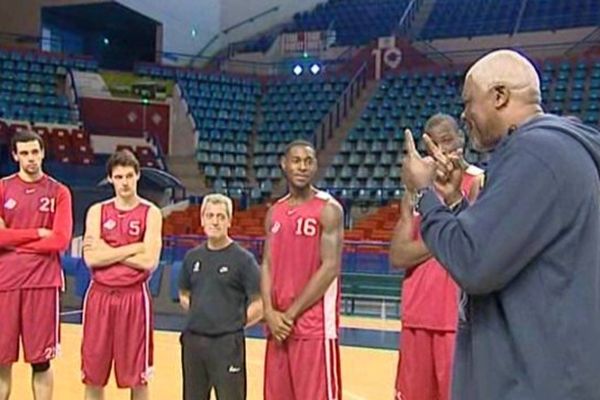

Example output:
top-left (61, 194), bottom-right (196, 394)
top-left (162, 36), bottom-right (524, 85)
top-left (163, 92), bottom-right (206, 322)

top-left (80, 98), bottom-right (170, 152)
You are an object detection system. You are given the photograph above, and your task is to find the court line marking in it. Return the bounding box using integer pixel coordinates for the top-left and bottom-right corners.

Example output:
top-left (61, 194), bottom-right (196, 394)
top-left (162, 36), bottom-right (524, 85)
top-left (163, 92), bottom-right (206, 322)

top-left (60, 310), bottom-right (83, 316)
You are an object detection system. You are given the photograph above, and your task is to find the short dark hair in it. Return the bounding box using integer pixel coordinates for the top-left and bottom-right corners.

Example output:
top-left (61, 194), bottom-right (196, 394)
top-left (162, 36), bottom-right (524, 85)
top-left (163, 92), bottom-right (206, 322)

top-left (11, 130), bottom-right (44, 153)
top-left (106, 149), bottom-right (140, 177)
top-left (283, 139), bottom-right (315, 157)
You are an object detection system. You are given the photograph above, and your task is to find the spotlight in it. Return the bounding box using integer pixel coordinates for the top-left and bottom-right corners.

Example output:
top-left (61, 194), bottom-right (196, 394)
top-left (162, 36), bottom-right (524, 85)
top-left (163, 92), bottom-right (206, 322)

top-left (293, 65), bottom-right (303, 76)
top-left (310, 63), bottom-right (321, 75)
top-left (103, 37), bottom-right (110, 45)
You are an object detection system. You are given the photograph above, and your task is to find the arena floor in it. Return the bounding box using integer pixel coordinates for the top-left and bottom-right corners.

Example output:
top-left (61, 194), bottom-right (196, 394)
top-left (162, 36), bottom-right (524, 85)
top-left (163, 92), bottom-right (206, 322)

top-left (11, 316), bottom-right (401, 399)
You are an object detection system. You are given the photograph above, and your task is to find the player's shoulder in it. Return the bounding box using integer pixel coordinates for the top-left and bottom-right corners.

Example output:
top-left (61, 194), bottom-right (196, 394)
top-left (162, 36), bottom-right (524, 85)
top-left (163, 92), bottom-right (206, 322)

top-left (0, 173), bottom-right (18, 187)
top-left (268, 194), bottom-right (290, 217)
top-left (45, 174), bottom-right (69, 189)
top-left (273, 193), bottom-right (291, 206)
top-left (316, 190), bottom-right (343, 212)
top-left (87, 198), bottom-right (113, 214)
top-left (139, 197), bottom-right (161, 213)
top-left (317, 191), bottom-right (343, 224)
top-left (0, 173), bottom-right (17, 182)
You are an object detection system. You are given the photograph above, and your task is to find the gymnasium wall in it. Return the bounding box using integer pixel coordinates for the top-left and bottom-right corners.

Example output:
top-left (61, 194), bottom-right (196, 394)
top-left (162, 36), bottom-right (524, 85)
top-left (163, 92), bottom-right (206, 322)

top-left (418, 27), bottom-right (597, 64)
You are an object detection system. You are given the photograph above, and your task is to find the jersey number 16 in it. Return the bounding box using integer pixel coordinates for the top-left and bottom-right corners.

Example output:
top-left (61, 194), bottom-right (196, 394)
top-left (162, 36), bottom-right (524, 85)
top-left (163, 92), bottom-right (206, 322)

top-left (295, 218), bottom-right (318, 237)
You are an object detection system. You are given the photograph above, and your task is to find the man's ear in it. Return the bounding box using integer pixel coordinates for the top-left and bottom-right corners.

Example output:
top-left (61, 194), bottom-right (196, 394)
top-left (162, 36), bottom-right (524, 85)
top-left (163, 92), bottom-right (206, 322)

top-left (280, 155), bottom-right (286, 172)
top-left (494, 85), bottom-right (510, 109)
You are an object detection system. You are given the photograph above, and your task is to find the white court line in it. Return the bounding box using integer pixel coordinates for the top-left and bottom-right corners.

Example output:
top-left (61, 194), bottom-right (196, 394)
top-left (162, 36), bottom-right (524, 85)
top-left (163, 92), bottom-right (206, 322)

top-left (60, 310), bottom-right (83, 316)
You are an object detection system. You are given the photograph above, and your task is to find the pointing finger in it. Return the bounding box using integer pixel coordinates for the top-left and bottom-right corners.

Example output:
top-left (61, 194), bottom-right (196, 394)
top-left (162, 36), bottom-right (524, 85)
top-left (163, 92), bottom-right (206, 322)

top-left (404, 129), bottom-right (419, 158)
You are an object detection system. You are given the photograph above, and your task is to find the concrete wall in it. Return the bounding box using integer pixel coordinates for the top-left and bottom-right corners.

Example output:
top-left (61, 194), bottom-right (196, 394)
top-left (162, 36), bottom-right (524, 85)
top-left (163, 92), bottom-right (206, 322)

top-left (417, 27), bottom-right (597, 64)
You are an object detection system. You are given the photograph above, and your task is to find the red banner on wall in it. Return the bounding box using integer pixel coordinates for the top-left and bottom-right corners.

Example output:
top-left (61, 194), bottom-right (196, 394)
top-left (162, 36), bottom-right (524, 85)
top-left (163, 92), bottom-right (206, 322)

top-left (80, 98), bottom-right (170, 153)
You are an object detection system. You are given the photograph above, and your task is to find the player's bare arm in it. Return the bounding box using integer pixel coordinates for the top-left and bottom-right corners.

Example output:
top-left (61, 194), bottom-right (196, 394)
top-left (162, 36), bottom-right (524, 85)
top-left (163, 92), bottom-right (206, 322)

top-left (179, 289), bottom-right (190, 311)
top-left (284, 199), bottom-right (344, 323)
top-left (261, 208), bottom-right (293, 342)
top-left (389, 192), bottom-right (432, 269)
top-left (245, 295), bottom-right (263, 328)
top-left (19, 185), bottom-right (73, 253)
top-left (83, 203), bottom-right (144, 268)
top-left (122, 205), bottom-right (163, 271)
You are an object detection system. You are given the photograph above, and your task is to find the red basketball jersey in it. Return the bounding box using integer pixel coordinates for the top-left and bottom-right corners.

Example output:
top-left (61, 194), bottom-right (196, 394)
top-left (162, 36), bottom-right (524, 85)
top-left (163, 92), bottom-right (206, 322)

top-left (0, 174), bottom-right (71, 290)
top-left (268, 190), bottom-right (340, 339)
top-left (401, 166), bottom-right (484, 331)
top-left (91, 200), bottom-right (151, 287)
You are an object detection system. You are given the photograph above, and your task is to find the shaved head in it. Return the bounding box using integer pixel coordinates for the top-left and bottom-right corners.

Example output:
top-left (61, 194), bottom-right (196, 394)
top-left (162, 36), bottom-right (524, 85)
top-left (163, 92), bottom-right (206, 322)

top-left (461, 49), bottom-right (544, 151)
top-left (465, 50), bottom-right (541, 105)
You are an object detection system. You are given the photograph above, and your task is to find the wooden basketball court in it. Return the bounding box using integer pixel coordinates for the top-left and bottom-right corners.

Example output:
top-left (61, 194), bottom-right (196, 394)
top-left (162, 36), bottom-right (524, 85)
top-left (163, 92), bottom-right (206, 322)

top-left (10, 319), bottom-right (399, 400)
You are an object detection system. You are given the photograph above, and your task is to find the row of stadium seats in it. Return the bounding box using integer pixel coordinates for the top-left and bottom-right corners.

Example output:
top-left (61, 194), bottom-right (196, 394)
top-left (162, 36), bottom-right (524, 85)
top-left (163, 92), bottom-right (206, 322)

top-left (136, 63), bottom-right (261, 90)
top-left (540, 59), bottom-right (600, 125)
top-left (30, 126), bottom-right (94, 165)
top-left (179, 58), bottom-right (599, 202)
top-left (1, 123), bottom-right (160, 169)
top-left (420, 0), bottom-right (599, 40)
top-left (159, 67), bottom-right (352, 199)
top-left (290, 0), bottom-right (410, 46)
top-left (0, 47), bottom-right (87, 124)
top-left (248, 78), bottom-right (349, 196)
top-left (163, 202), bottom-right (405, 245)
top-left (115, 144), bottom-right (160, 168)
top-left (0, 48), bottom-right (98, 71)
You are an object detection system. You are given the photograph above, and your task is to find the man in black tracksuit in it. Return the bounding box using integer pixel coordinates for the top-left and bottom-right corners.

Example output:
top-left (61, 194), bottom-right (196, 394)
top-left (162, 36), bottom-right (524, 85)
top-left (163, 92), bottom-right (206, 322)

top-left (179, 194), bottom-right (262, 400)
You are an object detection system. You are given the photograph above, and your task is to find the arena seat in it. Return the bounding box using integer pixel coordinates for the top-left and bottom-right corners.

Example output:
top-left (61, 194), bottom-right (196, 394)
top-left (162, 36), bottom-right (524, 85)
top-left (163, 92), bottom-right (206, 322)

top-left (290, 0), bottom-right (410, 46)
top-left (419, 0), bottom-right (599, 40)
top-left (0, 48), bottom-right (94, 125)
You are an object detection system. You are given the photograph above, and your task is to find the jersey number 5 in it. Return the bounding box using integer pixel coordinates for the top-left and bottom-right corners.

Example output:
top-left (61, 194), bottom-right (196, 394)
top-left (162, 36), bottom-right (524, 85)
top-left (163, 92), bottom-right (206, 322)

top-left (129, 221), bottom-right (141, 236)
top-left (295, 218), bottom-right (318, 237)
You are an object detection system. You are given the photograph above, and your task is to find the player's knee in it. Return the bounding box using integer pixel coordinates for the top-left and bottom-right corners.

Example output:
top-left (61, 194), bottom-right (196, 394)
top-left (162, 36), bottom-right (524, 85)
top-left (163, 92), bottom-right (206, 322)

top-left (31, 362), bottom-right (51, 373)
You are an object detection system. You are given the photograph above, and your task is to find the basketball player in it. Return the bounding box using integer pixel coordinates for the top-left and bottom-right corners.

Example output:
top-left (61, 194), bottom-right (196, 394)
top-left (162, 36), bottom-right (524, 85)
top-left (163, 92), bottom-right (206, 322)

top-left (0, 130), bottom-right (73, 400)
top-left (81, 150), bottom-right (162, 400)
top-left (179, 193), bottom-right (262, 400)
top-left (261, 140), bottom-right (344, 400)
top-left (390, 114), bottom-right (483, 400)
top-left (402, 49), bottom-right (600, 399)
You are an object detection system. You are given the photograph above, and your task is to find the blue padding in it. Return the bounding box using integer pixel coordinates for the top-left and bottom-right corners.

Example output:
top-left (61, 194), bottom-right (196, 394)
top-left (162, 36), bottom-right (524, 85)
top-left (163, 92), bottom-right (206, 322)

top-left (60, 256), bottom-right (91, 298)
top-left (61, 256), bottom-right (79, 276)
top-left (170, 261), bottom-right (183, 301)
top-left (75, 258), bottom-right (91, 297)
top-left (149, 261), bottom-right (165, 297)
